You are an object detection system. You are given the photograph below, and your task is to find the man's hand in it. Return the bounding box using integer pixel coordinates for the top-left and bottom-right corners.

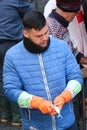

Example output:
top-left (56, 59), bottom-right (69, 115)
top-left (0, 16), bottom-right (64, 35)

top-left (54, 90), bottom-right (72, 110)
top-left (30, 96), bottom-right (56, 115)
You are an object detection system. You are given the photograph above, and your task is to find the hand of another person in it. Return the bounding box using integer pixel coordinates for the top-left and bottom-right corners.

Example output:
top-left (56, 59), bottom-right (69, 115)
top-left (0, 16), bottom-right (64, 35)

top-left (80, 57), bottom-right (87, 64)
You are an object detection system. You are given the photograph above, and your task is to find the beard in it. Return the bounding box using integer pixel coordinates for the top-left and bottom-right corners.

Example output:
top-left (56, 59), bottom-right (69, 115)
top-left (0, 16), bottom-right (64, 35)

top-left (23, 36), bottom-right (50, 53)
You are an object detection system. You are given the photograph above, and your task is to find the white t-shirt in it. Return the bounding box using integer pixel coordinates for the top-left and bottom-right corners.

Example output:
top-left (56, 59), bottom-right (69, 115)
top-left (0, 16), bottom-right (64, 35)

top-left (44, 0), bottom-right (56, 18)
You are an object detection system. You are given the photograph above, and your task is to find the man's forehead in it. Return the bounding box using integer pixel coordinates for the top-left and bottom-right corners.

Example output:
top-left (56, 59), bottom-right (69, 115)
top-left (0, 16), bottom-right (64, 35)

top-left (30, 25), bottom-right (48, 34)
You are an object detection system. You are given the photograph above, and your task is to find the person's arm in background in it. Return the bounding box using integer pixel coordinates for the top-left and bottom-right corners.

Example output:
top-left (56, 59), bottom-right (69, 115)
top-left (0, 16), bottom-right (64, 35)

top-left (44, 0), bottom-right (56, 18)
top-left (68, 38), bottom-right (87, 65)
top-left (17, 0), bottom-right (32, 18)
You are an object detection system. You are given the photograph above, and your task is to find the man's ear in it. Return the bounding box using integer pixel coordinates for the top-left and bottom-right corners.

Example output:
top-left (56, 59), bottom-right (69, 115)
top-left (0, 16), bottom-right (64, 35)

top-left (23, 29), bottom-right (29, 38)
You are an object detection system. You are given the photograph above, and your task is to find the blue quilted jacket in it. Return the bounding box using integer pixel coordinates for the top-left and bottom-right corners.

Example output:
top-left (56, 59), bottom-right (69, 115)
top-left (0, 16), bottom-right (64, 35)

top-left (3, 37), bottom-right (82, 130)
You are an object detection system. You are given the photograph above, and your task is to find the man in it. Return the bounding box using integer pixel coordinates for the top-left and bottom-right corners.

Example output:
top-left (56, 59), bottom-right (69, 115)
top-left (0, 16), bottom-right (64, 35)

top-left (46, 0), bottom-right (87, 65)
top-left (3, 11), bottom-right (82, 130)
top-left (0, 0), bottom-right (32, 126)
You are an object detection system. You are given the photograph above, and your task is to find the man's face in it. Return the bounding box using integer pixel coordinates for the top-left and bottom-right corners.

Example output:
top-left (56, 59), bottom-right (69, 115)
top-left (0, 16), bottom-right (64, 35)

top-left (24, 25), bottom-right (49, 48)
top-left (67, 11), bottom-right (79, 22)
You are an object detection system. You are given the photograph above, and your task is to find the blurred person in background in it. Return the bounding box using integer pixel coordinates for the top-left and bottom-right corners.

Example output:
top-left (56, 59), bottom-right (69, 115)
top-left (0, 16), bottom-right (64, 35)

top-left (46, 0), bottom-right (87, 65)
top-left (0, 0), bottom-right (32, 126)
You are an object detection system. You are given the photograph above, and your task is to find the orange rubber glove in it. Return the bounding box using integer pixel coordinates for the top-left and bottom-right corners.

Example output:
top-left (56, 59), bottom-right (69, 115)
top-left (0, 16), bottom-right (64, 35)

top-left (30, 96), bottom-right (55, 115)
top-left (54, 90), bottom-right (72, 110)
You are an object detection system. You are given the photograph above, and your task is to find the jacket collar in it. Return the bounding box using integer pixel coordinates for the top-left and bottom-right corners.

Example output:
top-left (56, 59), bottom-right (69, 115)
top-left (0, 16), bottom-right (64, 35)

top-left (49, 9), bottom-right (69, 28)
top-left (23, 37), bottom-right (50, 53)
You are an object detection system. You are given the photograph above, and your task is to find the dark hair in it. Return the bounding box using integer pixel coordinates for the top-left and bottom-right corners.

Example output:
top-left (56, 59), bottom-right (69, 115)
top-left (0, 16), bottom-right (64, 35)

top-left (23, 11), bottom-right (46, 30)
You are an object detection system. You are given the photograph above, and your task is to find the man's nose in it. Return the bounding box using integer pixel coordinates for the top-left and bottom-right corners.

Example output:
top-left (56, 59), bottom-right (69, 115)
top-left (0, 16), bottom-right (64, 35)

top-left (41, 34), bottom-right (48, 41)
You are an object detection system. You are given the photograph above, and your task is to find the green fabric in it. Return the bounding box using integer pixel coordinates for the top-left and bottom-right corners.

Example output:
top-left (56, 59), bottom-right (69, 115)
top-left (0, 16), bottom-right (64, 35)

top-left (18, 98), bottom-right (31, 108)
top-left (73, 82), bottom-right (82, 97)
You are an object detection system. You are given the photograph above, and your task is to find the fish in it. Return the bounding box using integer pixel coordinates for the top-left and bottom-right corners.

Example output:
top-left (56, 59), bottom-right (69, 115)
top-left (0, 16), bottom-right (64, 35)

top-left (54, 105), bottom-right (63, 119)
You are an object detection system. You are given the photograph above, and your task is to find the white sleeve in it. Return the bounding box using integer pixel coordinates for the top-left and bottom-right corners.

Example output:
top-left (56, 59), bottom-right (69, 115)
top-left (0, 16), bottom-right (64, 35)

top-left (65, 80), bottom-right (82, 98)
top-left (18, 92), bottom-right (33, 108)
top-left (44, 0), bottom-right (56, 18)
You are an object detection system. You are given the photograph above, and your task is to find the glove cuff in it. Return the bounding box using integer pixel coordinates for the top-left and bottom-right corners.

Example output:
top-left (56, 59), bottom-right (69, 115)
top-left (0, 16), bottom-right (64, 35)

top-left (18, 92), bottom-right (33, 108)
top-left (30, 96), bottom-right (45, 109)
top-left (66, 80), bottom-right (82, 98)
top-left (60, 90), bottom-right (72, 103)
